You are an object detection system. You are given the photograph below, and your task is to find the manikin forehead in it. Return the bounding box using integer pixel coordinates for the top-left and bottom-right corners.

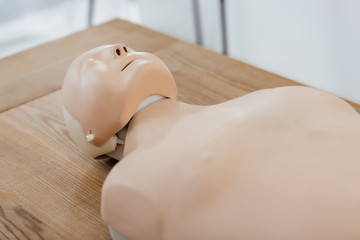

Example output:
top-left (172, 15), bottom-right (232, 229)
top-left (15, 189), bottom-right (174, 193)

top-left (77, 45), bottom-right (119, 65)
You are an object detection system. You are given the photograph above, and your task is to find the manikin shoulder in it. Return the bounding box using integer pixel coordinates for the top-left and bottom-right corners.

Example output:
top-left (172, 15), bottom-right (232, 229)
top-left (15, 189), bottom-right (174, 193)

top-left (216, 86), bottom-right (358, 117)
top-left (101, 153), bottom-right (160, 240)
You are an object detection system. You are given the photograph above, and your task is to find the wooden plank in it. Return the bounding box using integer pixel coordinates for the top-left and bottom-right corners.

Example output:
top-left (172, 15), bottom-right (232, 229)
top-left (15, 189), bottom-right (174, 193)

top-left (349, 101), bottom-right (360, 114)
top-left (0, 191), bottom-right (62, 239)
top-left (0, 91), bottom-right (116, 239)
top-left (159, 41), bottom-right (300, 104)
top-left (157, 41), bottom-right (360, 113)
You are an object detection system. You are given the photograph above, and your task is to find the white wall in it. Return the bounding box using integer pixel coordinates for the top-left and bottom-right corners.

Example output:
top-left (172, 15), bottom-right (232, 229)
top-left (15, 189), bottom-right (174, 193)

top-left (92, 0), bottom-right (141, 25)
top-left (0, 0), bottom-right (141, 58)
top-left (138, 0), bottom-right (223, 53)
top-left (226, 0), bottom-right (360, 103)
top-left (198, 0), bottom-right (222, 53)
top-left (138, 0), bottom-right (196, 43)
top-left (0, 0), bottom-right (87, 58)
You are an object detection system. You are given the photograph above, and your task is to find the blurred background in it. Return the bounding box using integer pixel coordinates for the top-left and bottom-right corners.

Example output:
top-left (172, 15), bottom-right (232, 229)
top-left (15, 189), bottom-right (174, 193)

top-left (0, 0), bottom-right (359, 103)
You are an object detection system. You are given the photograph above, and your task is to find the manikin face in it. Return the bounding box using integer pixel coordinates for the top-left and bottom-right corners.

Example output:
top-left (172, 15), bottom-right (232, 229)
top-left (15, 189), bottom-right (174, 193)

top-left (62, 43), bottom-right (177, 147)
top-left (77, 44), bottom-right (169, 81)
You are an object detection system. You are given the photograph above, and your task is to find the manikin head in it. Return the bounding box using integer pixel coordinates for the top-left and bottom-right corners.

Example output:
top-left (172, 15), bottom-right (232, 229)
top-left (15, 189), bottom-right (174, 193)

top-left (62, 43), bottom-right (177, 158)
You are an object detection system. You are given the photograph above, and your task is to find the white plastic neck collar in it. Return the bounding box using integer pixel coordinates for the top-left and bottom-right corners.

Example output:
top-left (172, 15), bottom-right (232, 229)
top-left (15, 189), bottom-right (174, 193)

top-left (106, 95), bottom-right (165, 160)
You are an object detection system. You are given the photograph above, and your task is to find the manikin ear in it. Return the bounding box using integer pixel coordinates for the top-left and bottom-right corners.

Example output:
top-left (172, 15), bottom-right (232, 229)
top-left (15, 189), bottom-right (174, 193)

top-left (63, 107), bottom-right (117, 158)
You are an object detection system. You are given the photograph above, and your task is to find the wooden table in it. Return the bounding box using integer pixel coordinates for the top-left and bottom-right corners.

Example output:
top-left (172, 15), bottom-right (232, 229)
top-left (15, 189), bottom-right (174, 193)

top-left (0, 19), bottom-right (359, 239)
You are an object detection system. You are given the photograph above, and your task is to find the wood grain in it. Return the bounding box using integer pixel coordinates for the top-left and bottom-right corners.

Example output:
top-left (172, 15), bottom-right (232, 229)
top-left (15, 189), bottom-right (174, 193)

top-left (0, 19), bottom-right (360, 240)
top-left (0, 91), bottom-right (117, 239)
top-left (0, 191), bottom-right (62, 239)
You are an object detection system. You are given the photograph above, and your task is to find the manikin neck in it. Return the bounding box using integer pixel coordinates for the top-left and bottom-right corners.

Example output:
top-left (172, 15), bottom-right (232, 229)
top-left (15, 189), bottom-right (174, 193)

top-left (106, 95), bottom-right (167, 160)
top-left (134, 95), bottom-right (166, 115)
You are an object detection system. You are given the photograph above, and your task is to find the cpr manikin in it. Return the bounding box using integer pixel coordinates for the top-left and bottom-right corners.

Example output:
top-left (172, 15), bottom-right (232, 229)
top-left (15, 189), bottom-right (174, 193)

top-left (62, 43), bottom-right (360, 240)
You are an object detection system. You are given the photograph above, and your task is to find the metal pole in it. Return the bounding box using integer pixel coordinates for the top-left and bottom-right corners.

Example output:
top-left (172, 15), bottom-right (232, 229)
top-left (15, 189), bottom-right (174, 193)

top-left (88, 0), bottom-right (95, 27)
top-left (192, 0), bottom-right (203, 45)
top-left (220, 0), bottom-right (228, 55)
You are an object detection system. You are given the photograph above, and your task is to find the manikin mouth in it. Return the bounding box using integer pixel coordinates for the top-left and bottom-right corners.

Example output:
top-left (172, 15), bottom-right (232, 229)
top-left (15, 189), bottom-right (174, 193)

top-left (121, 60), bottom-right (134, 71)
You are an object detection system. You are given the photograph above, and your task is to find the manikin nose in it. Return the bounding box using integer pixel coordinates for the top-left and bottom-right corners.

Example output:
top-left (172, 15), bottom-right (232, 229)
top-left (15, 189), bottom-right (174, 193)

top-left (114, 44), bottom-right (129, 57)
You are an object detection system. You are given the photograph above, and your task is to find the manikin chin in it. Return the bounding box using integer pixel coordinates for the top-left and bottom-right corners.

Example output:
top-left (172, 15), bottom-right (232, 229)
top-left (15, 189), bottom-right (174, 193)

top-left (62, 43), bottom-right (360, 240)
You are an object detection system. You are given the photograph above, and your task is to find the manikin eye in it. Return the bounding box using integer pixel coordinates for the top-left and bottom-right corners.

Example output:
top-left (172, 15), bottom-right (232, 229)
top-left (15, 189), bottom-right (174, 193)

top-left (86, 58), bottom-right (107, 72)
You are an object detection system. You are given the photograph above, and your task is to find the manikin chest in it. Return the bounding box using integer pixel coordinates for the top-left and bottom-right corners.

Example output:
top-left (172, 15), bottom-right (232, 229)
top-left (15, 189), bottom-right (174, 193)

top-left (102, 86), bottom-right (360, 240)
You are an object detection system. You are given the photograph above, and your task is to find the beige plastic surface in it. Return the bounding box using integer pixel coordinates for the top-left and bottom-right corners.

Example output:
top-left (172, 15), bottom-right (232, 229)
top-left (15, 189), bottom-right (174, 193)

top-left (62, 44), bottom-right (177, 146)
top-left (102, 86), bottom-right (360, 240)
top-left (63, 94), bottom-right (165, 159)
top-left (63, 107), bottom-right (117, 158)
top-left (62, 44), bottom-right (360, 239)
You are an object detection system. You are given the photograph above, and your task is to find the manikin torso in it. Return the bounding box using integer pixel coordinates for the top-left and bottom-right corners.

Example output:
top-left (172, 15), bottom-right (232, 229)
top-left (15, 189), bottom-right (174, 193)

top-left (104, 87), bottom-right (360, 240)
top-left (62, 44), bottom-right (360, 240)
